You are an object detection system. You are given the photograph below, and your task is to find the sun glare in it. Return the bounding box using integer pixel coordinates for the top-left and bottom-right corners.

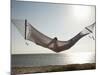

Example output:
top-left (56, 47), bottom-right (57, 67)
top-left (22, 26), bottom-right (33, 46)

top-left (72, 6), bottom-right (91, 20)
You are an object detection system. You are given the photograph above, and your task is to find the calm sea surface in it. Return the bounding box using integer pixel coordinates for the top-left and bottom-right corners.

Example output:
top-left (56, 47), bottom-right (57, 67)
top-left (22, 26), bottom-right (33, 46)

top-left (12, 52), bottom-right (95, 67)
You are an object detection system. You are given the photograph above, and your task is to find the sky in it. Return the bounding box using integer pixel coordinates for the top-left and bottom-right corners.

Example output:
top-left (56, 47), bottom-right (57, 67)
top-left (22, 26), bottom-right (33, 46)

top-left (11, 0), bottom-right (95, 54)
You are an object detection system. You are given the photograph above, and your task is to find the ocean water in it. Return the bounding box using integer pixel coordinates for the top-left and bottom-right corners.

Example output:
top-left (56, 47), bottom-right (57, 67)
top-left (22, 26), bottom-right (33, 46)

top-left (11, 52), bottom-right (95, 67)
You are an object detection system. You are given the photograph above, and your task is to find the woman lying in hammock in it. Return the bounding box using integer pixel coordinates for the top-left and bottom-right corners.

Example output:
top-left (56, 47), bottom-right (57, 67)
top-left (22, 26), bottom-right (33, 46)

top-left (12, 19), bottom-right (95, 53)
top-left (25, 20), bottom-right (95, 53)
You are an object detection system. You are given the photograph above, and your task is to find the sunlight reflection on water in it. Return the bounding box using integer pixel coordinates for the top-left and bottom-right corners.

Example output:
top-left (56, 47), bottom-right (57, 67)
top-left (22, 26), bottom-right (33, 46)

top-left (12, 52), bottom-right (95, 67)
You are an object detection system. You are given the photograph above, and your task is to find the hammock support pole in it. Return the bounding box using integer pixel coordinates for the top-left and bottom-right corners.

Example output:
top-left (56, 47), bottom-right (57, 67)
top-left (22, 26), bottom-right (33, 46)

top-left (25, 19), bottom-right (27, 40)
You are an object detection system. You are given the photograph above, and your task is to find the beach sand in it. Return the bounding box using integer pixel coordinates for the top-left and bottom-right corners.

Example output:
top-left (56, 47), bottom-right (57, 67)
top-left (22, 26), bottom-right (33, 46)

top-left (11, 63), bottom-right (96, 74)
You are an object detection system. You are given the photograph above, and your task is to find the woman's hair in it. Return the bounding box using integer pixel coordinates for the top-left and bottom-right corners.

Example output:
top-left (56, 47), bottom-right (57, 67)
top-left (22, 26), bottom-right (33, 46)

top-left (54, 37), bottom-right (57, 40)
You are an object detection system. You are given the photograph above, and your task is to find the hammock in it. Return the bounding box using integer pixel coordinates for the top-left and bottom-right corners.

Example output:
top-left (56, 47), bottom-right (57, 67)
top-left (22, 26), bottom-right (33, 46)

top-left (12, 19), bottom-right (95, 52)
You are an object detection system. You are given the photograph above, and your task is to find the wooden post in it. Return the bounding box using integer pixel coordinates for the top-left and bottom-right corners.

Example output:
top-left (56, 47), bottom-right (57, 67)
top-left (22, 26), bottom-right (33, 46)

top-left (25, 19), bottom-right (27, 40)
